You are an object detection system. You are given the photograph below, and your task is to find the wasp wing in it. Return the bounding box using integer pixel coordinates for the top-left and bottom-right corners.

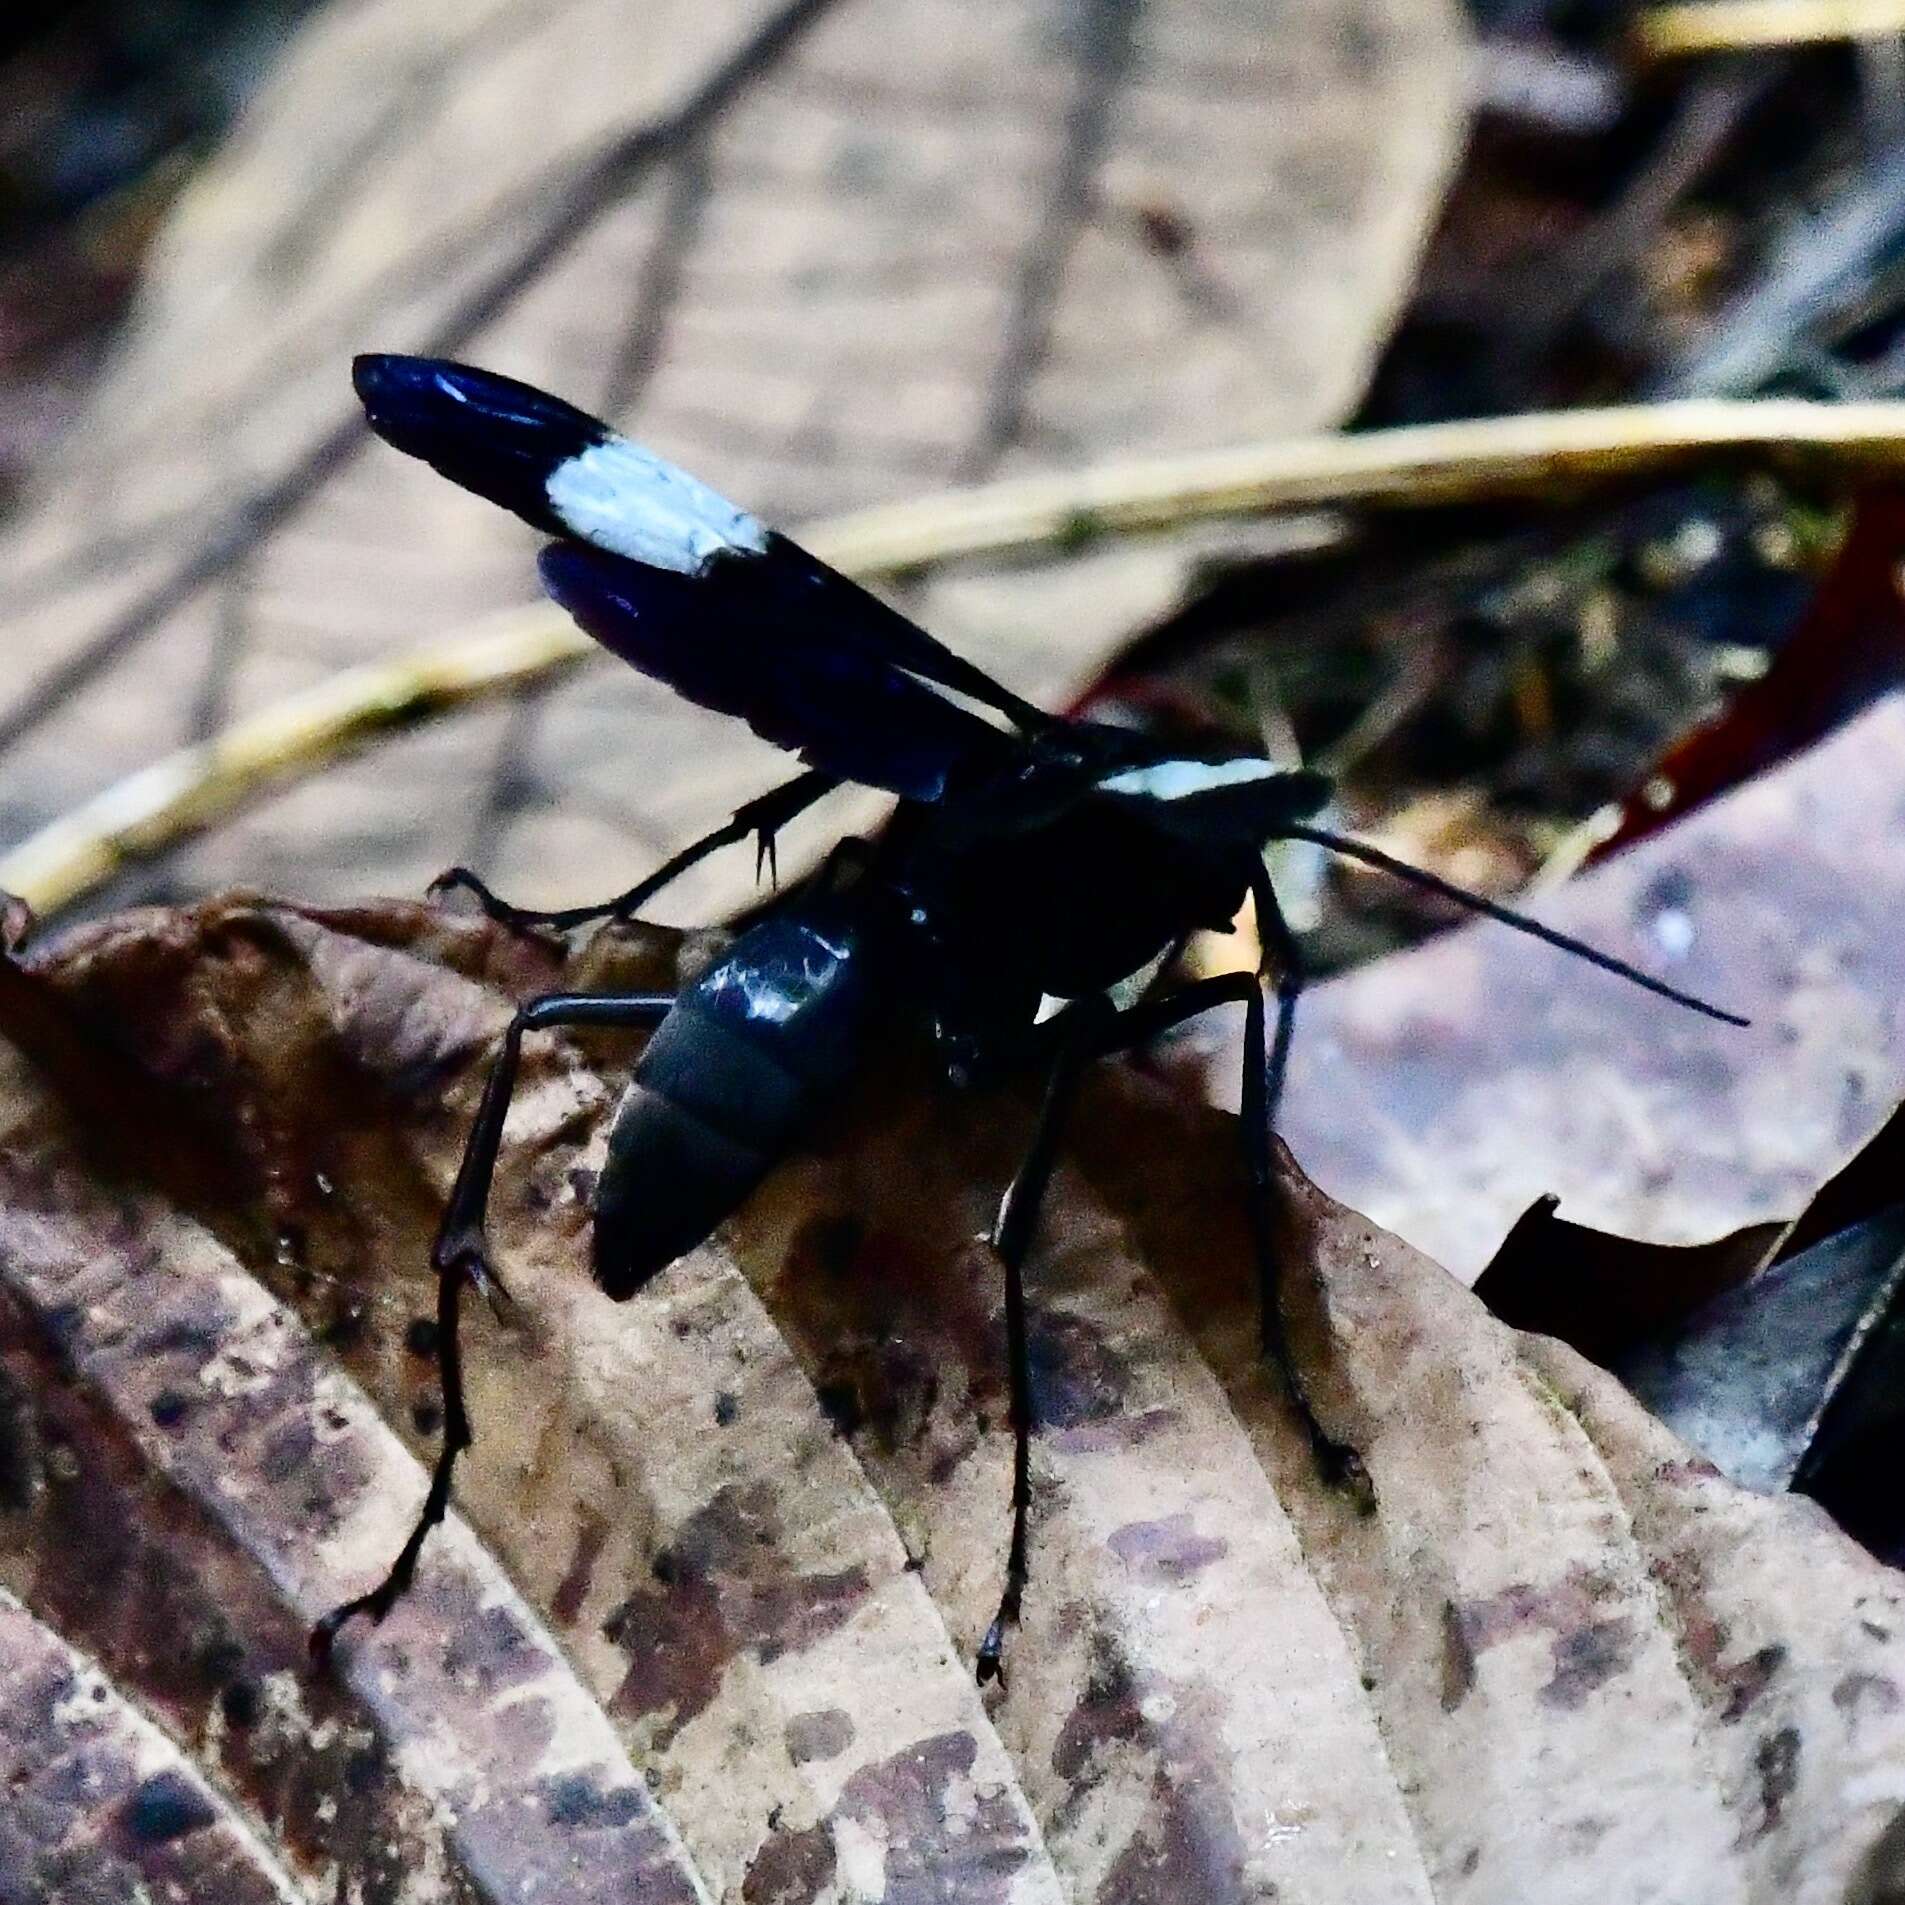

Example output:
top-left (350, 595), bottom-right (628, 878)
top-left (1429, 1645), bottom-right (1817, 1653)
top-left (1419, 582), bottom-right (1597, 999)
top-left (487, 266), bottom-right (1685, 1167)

top-left (352, 354), bottom-right (1048, 750)
top-left (539, 541), bottom-right (1007, 799)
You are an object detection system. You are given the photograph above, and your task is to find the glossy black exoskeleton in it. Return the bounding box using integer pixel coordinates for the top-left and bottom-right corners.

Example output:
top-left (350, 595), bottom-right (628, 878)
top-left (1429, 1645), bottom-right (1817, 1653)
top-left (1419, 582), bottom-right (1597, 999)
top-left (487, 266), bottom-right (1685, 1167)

top-left (313, 356), bottom-right (1746, 1678)
top-left (596, 883), bottom-right (893, 1291)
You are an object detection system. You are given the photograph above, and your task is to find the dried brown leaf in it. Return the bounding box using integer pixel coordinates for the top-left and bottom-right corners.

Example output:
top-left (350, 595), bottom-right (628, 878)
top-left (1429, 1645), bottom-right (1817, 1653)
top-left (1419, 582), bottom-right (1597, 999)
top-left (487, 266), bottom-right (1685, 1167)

top-left (0, 0), bottom-right (1465, 925)
top-left (1475, 1196), bottom-right (1785, 1365)
top-left (1267, 695), bottom-right (1905, 1281)
top-left (1, 894), bottom-right (1902, 1898)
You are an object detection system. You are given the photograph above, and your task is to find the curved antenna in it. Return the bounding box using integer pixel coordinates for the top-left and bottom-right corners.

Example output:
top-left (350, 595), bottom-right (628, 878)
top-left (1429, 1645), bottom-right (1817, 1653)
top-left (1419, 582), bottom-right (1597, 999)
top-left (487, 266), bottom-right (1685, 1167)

top-left (1277, 823), bottom-right (1749, 1027)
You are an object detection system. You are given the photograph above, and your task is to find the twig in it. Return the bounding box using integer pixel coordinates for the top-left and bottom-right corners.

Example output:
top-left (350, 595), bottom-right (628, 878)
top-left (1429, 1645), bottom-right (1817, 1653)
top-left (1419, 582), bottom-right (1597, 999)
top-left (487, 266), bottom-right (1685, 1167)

top-left (1654, 137), bottom-right (1905, 395)
top-left (1639, 0), bottom-right (1905, 57)
top-left (1501, 70), bottom-right (1775, 362)
top-left (816, 398), bottom-right (1905, 570)
top-left (11, 397), bottom-right (1905, 920)
top-left (1, 610), bottom-right (585, 918)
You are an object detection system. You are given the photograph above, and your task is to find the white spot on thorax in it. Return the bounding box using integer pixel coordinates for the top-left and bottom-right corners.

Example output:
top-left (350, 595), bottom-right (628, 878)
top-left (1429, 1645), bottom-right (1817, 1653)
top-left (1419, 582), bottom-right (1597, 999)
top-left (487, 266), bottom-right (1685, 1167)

top-left (1035, 943), bottom-right (1171, 1030)
top-left (546, 435), bottom-right (769, 573)
top-left (1098, 756), bottom-right (1284, 800)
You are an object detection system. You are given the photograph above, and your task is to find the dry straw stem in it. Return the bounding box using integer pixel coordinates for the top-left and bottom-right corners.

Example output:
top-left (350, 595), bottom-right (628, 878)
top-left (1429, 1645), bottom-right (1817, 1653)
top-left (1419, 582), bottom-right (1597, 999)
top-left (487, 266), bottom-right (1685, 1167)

top-left (11, 396), bottom-right (1905, 920)
top-left (0, 608), bottom-right (587, 918)
top-left (1636, 0), bottom-right (1905, 56)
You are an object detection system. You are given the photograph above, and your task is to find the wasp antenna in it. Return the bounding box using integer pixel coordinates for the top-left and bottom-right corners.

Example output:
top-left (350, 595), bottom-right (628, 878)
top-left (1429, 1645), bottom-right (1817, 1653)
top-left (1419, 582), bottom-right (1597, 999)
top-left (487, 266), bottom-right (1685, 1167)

top-left (1278, 823), bottom-right (1749, 1028)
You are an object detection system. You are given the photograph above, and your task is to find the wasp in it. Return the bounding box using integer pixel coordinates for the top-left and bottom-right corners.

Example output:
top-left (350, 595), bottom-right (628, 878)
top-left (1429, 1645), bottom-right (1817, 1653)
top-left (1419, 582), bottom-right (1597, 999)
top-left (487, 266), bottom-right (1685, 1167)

top-left (313, 357), bottom-right (1741, 1678)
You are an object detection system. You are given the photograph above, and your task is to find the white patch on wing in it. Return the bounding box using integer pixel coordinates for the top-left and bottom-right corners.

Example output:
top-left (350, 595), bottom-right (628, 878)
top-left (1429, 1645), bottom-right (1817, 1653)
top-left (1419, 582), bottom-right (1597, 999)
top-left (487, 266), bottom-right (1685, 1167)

top-left (1097, 756), bottom-right (1285, 801)
top-left (546, 435), bottom-right (770, 574)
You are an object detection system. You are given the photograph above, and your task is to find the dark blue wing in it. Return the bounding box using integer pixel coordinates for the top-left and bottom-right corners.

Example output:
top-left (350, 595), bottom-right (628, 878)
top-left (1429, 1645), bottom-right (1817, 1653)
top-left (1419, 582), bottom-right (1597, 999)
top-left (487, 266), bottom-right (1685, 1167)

top-left (353, 354), bottom-right (1049, 745)
top-left (354, 353), bottom-right (601, 538)
top-left (540, 542), bottom-right (1007, 800)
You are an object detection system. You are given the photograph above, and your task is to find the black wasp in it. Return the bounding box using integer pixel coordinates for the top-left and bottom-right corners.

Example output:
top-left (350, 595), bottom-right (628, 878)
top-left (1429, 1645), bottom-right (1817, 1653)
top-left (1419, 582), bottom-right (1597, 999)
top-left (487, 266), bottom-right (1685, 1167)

top-left (314, 355), bottom-right (1744, 1679)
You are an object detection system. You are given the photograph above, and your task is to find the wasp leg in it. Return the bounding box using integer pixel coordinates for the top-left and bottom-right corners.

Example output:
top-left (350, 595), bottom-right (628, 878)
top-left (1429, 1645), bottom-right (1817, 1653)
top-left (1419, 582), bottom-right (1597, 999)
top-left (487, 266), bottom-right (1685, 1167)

top-left (311, 989), bottom-right (674, 1662)
top-left (1089, 925), bottom-right (1365, 1488)
top-left (429, 768), bottom-right (839, 933)
top-left (975, 924), bottom-right (1365, 1683)
top-left (1239, 864), bottom-right (1363, 1487)
top-left (1110, 874), bottom-right (1363, 1488)
top-left (976, 1003), bottom-right (1126, 1686)
top-left (977, 982), bottom-right (1253, 1685)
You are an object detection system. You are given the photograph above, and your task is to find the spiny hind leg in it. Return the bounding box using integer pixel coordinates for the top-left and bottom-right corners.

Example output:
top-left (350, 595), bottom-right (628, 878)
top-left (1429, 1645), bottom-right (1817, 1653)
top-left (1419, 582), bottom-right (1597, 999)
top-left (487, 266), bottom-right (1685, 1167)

top-left (430, 768), bottom-right (838, 933)
top-left (975, 1010), bottom-right (1108, 1686)
top-left (1097, 919), bottom-right (1366, 1493)
top-left (311, 988), bottom-right (673, 1659)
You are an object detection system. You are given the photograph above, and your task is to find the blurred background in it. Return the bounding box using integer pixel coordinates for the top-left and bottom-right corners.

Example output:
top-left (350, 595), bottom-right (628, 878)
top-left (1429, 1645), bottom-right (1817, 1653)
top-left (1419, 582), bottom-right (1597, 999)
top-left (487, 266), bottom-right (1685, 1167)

top-left (0, 0), bottom-right (1901, 984)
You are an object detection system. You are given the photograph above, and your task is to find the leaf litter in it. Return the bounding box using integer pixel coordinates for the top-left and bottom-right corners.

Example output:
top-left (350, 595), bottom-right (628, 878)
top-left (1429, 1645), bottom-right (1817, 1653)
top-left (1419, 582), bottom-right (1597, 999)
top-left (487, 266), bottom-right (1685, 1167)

top-left (1, 890), bottom-right (1904, 1899)
top-left (1480, 1092), bottom-right (1905, 1558)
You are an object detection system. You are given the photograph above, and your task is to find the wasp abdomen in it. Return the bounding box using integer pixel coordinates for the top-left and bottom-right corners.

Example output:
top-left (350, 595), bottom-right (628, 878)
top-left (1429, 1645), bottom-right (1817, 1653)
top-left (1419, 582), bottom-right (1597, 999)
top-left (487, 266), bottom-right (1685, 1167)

top-left (592, 906), bottom-right (879, 1298)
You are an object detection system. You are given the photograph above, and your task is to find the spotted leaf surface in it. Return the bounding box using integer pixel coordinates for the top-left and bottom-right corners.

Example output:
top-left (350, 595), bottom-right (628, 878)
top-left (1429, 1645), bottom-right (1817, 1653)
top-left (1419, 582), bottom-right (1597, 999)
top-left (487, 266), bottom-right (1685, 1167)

top-left (1, 895), bottom-right (1902, 1899)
